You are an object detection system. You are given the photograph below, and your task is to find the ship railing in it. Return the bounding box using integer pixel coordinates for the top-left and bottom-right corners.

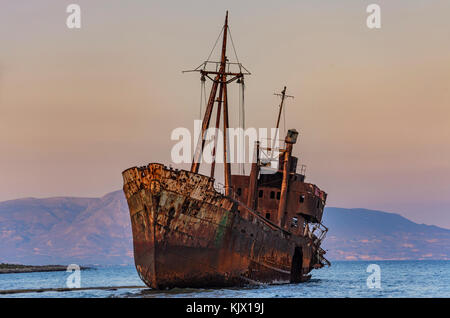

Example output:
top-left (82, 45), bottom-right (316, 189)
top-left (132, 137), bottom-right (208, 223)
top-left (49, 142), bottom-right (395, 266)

top-left (183, 61), bottom-right (251, 75)
top-left (318, 247), bottom-right (331, 267)
top-left (214, 186), bottom-right (299, 236)
top-left (303, 223), bottom-right (310, 238)
top-left (259, 138), bottom-right (286, 161)
top-left (304, 222), bottom-right (328, 244)
top-left (227, 190), bottom-right (292, 235)
top-left (306, 184), bottom-right (327, 202)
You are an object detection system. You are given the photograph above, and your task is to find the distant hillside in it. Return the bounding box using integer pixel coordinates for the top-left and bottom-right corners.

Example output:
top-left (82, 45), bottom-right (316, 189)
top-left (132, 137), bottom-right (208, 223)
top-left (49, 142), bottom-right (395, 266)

top-left (322, 207), bottom-right (450, 261)
top-left (0, 191), bottom-right (132, 265)
top-left (0, 192), bottom-right (448, 265)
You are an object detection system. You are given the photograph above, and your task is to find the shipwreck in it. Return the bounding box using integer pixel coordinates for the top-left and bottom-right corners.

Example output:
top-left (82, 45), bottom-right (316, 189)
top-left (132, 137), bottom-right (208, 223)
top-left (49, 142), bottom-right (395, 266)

top-left (122, 12), bottom-right (329, 289)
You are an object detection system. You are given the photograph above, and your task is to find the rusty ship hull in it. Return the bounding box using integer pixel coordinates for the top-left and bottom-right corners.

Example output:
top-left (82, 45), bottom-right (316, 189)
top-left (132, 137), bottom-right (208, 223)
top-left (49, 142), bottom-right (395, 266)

top-left (122, 12), bottom-right (329, 289)
top-left (123, 163), bottom-right (324, 289)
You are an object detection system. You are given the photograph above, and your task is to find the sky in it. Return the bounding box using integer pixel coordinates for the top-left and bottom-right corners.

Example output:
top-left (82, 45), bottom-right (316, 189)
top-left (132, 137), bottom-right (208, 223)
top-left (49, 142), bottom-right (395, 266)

top-left (0, 0), bottom-right (449, 228)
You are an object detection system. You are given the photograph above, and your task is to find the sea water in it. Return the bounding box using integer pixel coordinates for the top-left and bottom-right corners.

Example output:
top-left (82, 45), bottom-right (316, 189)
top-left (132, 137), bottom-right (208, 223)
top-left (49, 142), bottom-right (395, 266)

top-left (0, 261), bottom-right (449, 298)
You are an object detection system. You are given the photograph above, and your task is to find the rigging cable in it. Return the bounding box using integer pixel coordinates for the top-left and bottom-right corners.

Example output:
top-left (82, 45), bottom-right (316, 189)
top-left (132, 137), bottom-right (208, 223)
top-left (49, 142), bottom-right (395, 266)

top-left (239, 78), bottom-right (246, 175)
top-left (199, 77), bottom-right (207, 119)
top-left (206, 26), bottom-right (224, 63)
top-left (283, 98), bottom-right (286, 137)
top-left (229, 25), bottom-right (247, 174)
top-left (227, 26), bottom-right (241, 66)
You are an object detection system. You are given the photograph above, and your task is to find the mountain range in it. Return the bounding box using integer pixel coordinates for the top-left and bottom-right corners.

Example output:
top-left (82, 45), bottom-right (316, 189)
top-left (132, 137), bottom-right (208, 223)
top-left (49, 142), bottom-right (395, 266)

top-left (0, 191), bottom-right (448, 265)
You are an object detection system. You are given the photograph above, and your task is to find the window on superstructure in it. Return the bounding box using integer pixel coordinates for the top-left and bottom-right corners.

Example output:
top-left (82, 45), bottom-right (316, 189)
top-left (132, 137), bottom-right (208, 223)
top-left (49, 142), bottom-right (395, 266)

top-left (276, 192), bottom-right (280, 200)
top-left (265, 213), bottom-right (270, 220)
top-left (270, 191), bottom-right (275, 199)
top-left (299, 195), bottom-right (305, 203)
top-left (237, 188), bottom-right (242, 196)
top-left (258, 190), bottom-right (263, 198)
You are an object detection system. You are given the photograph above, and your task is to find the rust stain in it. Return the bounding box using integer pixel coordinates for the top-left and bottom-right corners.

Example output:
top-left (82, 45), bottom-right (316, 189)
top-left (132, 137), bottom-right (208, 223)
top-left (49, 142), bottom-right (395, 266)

top-left (122, 157), bottom-right (329, 289)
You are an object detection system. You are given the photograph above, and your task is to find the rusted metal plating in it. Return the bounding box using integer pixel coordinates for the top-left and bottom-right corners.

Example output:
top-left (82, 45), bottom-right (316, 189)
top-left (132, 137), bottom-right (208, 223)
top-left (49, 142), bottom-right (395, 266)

top-left (123, 158), bottom-right (328, 288)
top-left (122, 12), bottom-right (329, 289)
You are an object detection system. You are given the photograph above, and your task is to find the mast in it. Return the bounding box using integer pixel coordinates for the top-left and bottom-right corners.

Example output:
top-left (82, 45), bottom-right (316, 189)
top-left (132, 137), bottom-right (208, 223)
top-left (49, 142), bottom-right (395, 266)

top-left (220, 13), bottom-right (231, 192)
top-left (210, 12), bottom-right (228, 179)
top-left (272, 87), bottom-right (294, 156)
top-left (191, 12), bottom-right (229, 175)
top-left (222, 81), bottom-right (232, 195)
top-left (191, 75), bottom-right (221, 174)
top-left (247, 141), bottom-right (260, 211)
top-left (275, 87), bottom-right (287, 135)
top-left (209, 87), bottom-right (223, 178)
top-left (277, 129), bottom-right (299, 228)
top-left (185, 11), bottom-right (250, 196)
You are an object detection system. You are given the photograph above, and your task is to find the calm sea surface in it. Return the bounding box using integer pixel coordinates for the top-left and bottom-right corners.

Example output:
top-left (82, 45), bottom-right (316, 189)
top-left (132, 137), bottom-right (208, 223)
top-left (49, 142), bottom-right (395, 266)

top-left (1, 261), bottom-right (449, 298)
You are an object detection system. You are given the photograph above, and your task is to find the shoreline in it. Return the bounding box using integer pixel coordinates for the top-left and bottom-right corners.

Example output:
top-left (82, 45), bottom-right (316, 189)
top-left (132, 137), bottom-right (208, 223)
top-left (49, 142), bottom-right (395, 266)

top-left (0, 264), bottom-right (91, 274)
top-left (0, 285), bottom-right (145, 295)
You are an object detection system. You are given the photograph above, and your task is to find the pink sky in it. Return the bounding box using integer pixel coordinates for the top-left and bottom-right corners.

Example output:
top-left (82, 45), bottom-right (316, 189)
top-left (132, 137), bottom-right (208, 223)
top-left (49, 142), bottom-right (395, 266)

top-left (0, 1), bottom-right (449, 227)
